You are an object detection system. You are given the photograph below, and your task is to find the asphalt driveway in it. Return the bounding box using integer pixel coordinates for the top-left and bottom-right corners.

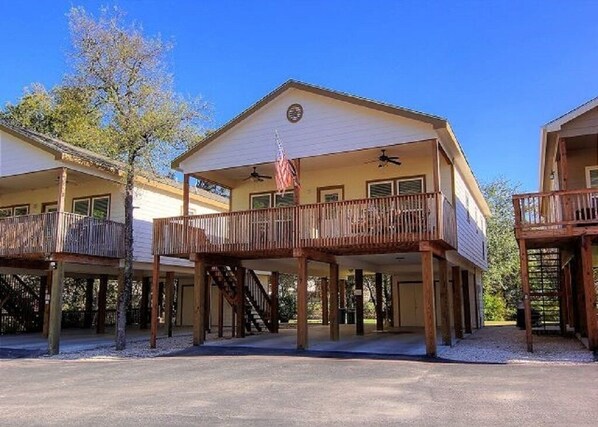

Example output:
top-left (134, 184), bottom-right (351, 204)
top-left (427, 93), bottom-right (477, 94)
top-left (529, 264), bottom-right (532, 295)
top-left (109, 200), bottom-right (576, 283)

top-left (1, 355), bottom-right (597, 425)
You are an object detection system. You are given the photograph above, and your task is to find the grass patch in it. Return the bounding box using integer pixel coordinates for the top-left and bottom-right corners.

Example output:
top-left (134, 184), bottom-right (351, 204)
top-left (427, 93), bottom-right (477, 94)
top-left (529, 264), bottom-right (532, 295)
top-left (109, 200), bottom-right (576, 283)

top-left (484, 320), bottom-right (516, 327)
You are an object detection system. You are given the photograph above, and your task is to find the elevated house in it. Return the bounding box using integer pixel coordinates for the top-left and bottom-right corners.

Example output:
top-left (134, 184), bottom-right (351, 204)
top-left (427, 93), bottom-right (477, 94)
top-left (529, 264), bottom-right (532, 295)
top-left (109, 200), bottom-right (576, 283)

top-left (513, 97), bottom-right (598, 352)
top-left (152, 80), bottom-right (490, 356)
top-left (0, 121), bottom-right (228, 354)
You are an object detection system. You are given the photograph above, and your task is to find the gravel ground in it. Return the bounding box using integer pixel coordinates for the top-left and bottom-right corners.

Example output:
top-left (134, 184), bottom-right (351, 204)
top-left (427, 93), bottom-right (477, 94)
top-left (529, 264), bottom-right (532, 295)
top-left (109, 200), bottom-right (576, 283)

top-left (438, 325), bottom-right (595, 364)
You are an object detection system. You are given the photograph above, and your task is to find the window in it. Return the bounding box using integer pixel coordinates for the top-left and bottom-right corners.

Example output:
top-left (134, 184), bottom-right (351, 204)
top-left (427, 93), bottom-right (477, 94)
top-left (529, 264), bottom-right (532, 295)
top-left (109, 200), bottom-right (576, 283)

top-left (0, 205), bottom-right (29, 218)
top-left (72, 195), bottom-right (110, 219)
top-left (586, 166), bottom-right (598, 188)
top-left (274, 193), bottom-right (295, 207)
top-left (250, 193), bottom-right (272, 210)
top-left (13, 206), bottom-right (29, 216)
top-left (250, 192), bottom-right (295, 209)
top-left (0, 207), bottom-right (12, 218)
top-left (44, 204), bottom-right (58, 213)
top-left (397, 178), bottom-right (423, 195)
top-left (466, 195), bottom-right (471, 223)
top-left (368, 181), bottom-right (394, 198)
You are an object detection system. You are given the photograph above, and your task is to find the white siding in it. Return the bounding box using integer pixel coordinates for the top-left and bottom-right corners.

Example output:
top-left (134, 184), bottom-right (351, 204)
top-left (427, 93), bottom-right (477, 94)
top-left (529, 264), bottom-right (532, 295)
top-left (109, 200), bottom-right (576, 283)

top-left (179, 88), bottom-right (437, 173)
top-left (132, 183), bottom-right (222, 266)
top-left (0, 130), bottom-right (60, 176)
top-left (455, 170), bottom-right (487, 270)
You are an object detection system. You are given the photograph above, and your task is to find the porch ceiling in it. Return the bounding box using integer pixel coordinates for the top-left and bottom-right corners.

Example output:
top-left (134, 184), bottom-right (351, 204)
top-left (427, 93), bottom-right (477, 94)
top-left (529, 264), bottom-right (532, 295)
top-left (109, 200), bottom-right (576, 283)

top-left (0, 168), bottom-right (105, 194)
top-left (241, 251), bottom-right (428, 277)
top-left (194, 140), bottom-right (433, 188)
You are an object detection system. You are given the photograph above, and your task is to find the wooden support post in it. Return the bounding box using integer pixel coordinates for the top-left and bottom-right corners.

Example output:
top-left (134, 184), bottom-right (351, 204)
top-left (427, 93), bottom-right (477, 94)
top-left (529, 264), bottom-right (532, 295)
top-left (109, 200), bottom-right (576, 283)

top-left (422, 251), bottom-right (437, 357)
top-left (321, 277), bottom-right (329, 325)
top-left (559, 266), bottom-right (567, 336)
top-left (39, 275), bottom-right (48, 333)
top-left (297, 256), bottom-right (309, 349)
top-left (518, 240), bottom-right (533, 352)
top-left (439, 258), bottom-right (452, 346)
top-left (84, 278), bottom-right (94, 329)
top-left (339, 279), bottom-right (347, 325)
top-left (204, 273), bottom-right (211, 334)
top-left (217, 288), bottom-right (224, 338)
top-left (193, 258), bottom-right (206, 345)
top-left (462, 269), bottom-right (472, 334)
top-left (355, 269), bottom-right (364, 336)
top-left (473, 274), bottom-right (480, 329)
top-left (47, 262), bottom-right (64, 355)
top-left (270, 271), bottom-right (280, 333)
top-left (451, 266), bottom-right (463, 339)
top-left (97, 275), bottom-right (108, 334)
top-left (43, 272), bottom-right (52, 337)
top-left (375, 272), bottom-right (384, 331)
top-left (235, 266), bottom-right (246, 338)
top-left (183, 173), bottom-right (190, 215)
top-left (580, 236), bottom-right (598, 350)
top-left (140, 276), bottom-right (150, 329)
top-left (329, 263), bottom-right (339, 341)
top-left (392, 278), bottom-right (401, 327)
top-left (165, 272), bottom-right (175, 338)
top-left (150, 256), bottom-right (160, 348)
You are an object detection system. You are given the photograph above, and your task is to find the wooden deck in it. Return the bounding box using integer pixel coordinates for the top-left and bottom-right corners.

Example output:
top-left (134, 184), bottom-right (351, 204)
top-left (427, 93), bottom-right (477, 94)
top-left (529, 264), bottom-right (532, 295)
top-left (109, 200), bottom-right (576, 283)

top-left (153, 192), bottom-right (457, 258)
top-left (0, 212), bottom-right (125, 260)
top-left (513, 188), bottom-right (598, 246)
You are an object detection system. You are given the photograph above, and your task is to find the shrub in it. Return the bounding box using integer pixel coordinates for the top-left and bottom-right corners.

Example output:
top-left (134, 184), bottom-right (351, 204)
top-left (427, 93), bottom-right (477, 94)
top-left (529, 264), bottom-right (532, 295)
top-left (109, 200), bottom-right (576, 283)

top-left (484, 293), bottom-right (507, 321)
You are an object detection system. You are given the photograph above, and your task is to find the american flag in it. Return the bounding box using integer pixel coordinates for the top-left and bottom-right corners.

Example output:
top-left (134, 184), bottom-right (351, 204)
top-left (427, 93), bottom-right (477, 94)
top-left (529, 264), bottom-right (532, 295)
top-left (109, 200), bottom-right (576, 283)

top-left (275, 131), bottom-right (300, 195)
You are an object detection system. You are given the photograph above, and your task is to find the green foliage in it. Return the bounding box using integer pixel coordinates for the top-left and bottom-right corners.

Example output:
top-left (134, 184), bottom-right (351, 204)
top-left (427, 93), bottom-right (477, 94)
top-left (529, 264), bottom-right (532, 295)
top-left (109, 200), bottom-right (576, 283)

top-left (481, 177), bottom-right (522, 320)
top-left (483, 293), bottom-right (507, 321)
top-left (1, 84), bottom-right (111, 155)
top-left (278, 274), bottom-right (297, 322)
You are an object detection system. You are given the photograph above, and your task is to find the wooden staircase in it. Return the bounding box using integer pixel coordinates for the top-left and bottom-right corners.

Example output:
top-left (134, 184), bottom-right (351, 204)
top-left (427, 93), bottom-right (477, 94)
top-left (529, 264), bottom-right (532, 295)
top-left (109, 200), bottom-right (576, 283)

top-left (0, 274), bottom-right (42, 334)
top-left (207, 267), bottom-right (273, 333)
top-left (526, 248), bottom-right (562, 332)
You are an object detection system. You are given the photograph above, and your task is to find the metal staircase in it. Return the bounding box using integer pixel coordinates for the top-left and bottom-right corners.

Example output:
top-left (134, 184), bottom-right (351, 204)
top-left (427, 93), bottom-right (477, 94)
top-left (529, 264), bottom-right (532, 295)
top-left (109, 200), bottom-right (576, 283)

top-left (0, 274), bottom-right (42, 334)
top-left (526, 248), bottom-right (561, 332)
top-left (207, 267), bottom-right (273, 333)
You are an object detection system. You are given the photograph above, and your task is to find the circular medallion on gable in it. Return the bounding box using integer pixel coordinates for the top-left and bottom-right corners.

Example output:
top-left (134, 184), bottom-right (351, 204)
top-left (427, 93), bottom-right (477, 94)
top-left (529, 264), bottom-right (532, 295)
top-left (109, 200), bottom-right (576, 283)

top-left (286, 103), bottom-right (303, 123)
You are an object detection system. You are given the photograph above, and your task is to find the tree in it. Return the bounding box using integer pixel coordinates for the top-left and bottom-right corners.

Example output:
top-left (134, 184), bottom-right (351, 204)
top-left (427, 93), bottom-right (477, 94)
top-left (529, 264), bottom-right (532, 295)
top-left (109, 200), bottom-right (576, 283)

top-left (1, 84), bottom-right (109, 154)
top-left (481, 177), bottom-right (522, 319)
top-left (66, 7), bottom-right (208, 349)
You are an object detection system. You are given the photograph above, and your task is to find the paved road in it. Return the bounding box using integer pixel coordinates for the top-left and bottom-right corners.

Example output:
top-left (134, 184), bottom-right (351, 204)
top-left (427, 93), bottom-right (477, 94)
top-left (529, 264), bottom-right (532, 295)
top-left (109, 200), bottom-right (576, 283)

top-left (1, 354), bottom-right (597, 425)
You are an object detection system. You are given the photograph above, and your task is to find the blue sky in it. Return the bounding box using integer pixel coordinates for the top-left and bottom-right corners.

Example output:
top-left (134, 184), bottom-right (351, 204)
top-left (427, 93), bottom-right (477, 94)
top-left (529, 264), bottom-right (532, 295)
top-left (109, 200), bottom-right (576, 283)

top-left (1, 1), bottom-right (597, 192)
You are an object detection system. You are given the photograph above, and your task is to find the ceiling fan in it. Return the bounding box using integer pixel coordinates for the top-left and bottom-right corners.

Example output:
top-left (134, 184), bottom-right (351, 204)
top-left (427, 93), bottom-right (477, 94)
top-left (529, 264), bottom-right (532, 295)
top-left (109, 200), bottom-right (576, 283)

top-left (244, 167), bottom-right (272, 182)
top-left (368, 149), bottom-right (401, 167)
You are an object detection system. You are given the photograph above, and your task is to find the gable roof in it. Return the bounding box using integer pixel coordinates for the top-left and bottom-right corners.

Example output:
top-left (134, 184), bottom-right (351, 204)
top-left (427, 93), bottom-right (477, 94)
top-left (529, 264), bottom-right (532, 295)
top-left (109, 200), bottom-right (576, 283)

top-left (172, 79), bottom-right (448, 169)
top-left (0, 120), bottom-right (228, 207)
top-left (539, 96), bottom-right (598, 191)
top-left (544, 96), bottom-right (598, 133)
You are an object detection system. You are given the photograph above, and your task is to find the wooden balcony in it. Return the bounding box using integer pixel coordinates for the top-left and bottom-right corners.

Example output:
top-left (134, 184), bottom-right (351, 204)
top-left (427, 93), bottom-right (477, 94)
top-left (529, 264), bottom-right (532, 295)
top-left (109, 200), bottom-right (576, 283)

top-left (0, 212), bottom-right (125, 260)
top-left (153, 193), bottom-right (457, 258)
top-left (513, 188), bottom-right (598, 243)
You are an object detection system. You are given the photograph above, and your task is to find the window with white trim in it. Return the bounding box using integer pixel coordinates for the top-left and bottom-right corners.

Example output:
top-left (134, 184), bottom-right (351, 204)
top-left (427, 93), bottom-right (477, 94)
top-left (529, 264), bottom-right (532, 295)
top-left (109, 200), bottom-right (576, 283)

top-left (250, 193), bottom-right (272, 210)
top-left (397, 177), bottom-right (424, 195)
top-left (586, 166), bottom-right (598, 188)
top-left (0, 205), bottom-right (29, 218)
top-left (368, 181), bottom-right (394, 198)
top-left (72, 195), bottom-right (110, 219)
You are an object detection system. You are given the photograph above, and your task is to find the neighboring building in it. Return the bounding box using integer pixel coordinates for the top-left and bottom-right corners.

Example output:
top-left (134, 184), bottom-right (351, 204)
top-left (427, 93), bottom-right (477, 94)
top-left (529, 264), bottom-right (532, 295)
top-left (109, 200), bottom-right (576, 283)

top-left (513, 97), bottom-right (598, 352)
top-left (0, 121), bottom-right (228, 354)
top-left (153, 80), bottom-right (490, 357)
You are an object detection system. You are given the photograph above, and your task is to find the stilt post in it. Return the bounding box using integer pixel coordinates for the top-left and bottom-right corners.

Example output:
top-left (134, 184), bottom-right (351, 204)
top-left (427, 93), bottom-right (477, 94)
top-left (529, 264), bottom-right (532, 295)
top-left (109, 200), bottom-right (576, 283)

top-left (193, 258), bottom-right (206, 345)
top-left (321, 277), bottom-right (329, 325)
top-left (297, 256), bottom-right (309, 349)
top-left (518, 240), bottom-right (533, 352)
top-left (581, 236), bottom-right (598, 350)
top-left (439, 258), bottom-right (452, 345)
top-left (235, 266), bottom-right (245, 338)
top-left (270, 271), bottom-right (280, 333)
top-left (97, 275), bottom-right (108, 334)
top-left (165, 271), bottom-right (175, 338)
top-left (47, 262), bottom-right (65, 355)
top-left (355, 269), bottom-right (364, 336)
top-left (329, 263), bottom-right (339, 341)
top-left (375, 272), bottom-right (384, 331)
top-left (422, 250), bottom-right (437, 357)
top-left (150, 256), bottom-right (160, 348)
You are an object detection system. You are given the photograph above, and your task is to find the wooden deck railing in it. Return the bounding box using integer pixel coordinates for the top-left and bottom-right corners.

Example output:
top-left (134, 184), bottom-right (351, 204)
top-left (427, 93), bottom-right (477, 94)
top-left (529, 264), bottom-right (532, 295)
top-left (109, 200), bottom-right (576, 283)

top-left (0, 212), bottom-right (125, 259)
top-left (153, 192), bottom-right (457, 257)
top-left (513, 188), bottom-right (598, 231)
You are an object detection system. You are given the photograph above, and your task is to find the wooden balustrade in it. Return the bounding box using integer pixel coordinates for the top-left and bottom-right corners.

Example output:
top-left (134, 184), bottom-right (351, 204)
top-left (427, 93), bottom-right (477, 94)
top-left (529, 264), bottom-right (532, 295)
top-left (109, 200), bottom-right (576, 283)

top-left (513, 188), bottom-right (598, 231)
top-left (154, 192), bottom-right (457, 257)
top-left (0, 212), bottom-right (125, 259)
